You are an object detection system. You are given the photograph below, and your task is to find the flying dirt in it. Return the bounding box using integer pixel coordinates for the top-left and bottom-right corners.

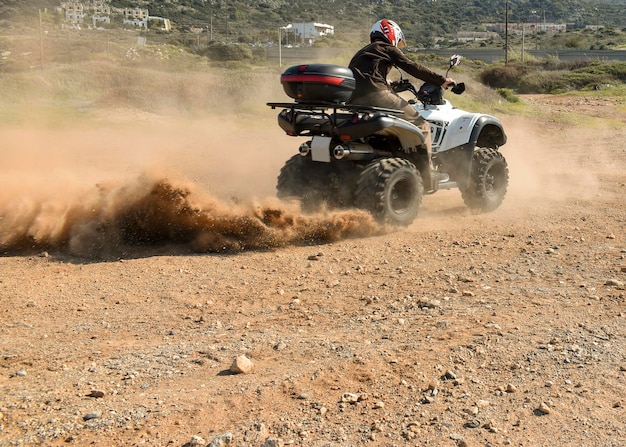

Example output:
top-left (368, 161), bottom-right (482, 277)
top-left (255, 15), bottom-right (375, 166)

top-left (0, 120), bottom-right (385, 259)
top-left (0, 108), bottom-right (608, 260)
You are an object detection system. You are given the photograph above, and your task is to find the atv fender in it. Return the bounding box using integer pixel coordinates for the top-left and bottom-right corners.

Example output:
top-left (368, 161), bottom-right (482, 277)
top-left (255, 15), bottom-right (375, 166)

top-left (371, 116), bottom-right (425, 151)
top-left (471, 115), bottom-right (507, 148)
top-left (436, 116), bottom-right (507, 189)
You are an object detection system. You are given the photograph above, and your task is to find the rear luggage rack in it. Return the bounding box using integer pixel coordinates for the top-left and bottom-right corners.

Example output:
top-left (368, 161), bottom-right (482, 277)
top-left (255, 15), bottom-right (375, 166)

top-left (266, 101), bottom-right (403, 115)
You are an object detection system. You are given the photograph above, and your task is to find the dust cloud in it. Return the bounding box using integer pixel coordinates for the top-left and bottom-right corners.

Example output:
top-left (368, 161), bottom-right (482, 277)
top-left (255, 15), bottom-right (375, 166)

top-left (1, 73), bottom-right (610, 260)
top-left (0, 118), bottom-right (382, 259)
top-left (499, 115), bottom-right (605, 205)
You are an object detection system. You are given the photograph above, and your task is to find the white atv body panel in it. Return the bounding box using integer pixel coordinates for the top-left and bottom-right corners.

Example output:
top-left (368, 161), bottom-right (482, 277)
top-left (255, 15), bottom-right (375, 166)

top-left (415, 100), bottom-right (503, 154)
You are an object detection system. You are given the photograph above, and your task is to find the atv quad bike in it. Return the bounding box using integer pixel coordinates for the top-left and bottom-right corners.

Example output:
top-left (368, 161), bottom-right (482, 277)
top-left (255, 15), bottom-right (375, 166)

top-left (267, 55), bottom-right (508, 226)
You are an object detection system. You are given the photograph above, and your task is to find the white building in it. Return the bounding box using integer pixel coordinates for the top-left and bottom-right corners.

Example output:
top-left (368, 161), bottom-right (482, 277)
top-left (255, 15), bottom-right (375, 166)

top-left (92, 2), bottom-right (111, 26)
top-left (286, 22), bottom-right (334, 45)
top-left (123, 8), bottom-right (149, 28)
top-left (63, 2), bottom-right (86, 25)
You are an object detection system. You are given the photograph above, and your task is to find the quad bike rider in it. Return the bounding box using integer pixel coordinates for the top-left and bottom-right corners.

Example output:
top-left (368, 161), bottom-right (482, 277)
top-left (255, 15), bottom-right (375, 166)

top-left (267, 23), bottom-right (508, 226)
top-left (349, 19), bottom-right (455, 186)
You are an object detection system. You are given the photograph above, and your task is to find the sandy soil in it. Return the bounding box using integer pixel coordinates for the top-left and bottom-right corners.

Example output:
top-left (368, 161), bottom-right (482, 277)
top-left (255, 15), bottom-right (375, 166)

top-left (0, 93), bottom-right (624, 447)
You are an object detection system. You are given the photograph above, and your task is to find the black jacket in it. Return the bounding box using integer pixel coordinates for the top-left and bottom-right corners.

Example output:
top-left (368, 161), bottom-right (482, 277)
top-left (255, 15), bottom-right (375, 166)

top-left (349, 41), bottom-right (446, 97)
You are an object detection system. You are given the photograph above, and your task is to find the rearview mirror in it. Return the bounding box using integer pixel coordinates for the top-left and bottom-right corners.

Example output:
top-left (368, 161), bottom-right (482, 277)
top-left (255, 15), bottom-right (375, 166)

top-left (450, 54), bottom-right (462, 67)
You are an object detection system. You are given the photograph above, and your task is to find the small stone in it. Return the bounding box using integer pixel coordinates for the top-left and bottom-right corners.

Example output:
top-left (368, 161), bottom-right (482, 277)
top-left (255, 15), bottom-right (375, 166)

top-left (230, 355), bottom-right (254, 374)
top-left (464, 418), bottom-right (481, 428)
top-left (372, 401), bottom-right (385, 409)
top-left (419, 299), bottom-right (441, 309)
top-left (186, 435), bottom-right (207, 447)
top-left (422, 395), bottom-right (435, 404)
top-left (506, 384), bottom-right (517, 393)
top-left (262, 438), bottom-right (284, 447)
top-left (83, 411), bottom-right (101, 421)
top-left (88, 390), bottom-right (105, 398)
top-left (605, 279), bottom-right (624, 287)
top-left (341, 392), bottom-right (360, 403)
top-left (273, 341), bottom-right (286, 351)
top-left (208, 432), bottom-right (232, 447)
top-left (443, 370), bottom-right (458, 380)
top-left (537, 402), bottom-right (551, 415)
top-left (476, 399), bottom-right (490, 408)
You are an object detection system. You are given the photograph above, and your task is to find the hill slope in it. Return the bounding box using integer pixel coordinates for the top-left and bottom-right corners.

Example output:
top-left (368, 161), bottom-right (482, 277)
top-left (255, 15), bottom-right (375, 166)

top-left (3, 0), bottom-right (626, 47)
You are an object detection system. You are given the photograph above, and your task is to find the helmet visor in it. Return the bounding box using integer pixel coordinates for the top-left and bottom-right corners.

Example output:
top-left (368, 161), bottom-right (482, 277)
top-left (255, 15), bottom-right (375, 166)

top-left (397, 30), bottom-right (407, 48)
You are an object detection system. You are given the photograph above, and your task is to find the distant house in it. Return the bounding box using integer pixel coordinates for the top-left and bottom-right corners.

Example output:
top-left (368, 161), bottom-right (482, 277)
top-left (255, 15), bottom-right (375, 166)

top-left (483, 22), bottom-right (567, 34)
top-left (123, 8), bottom-right (149, 28)
top-left (92, 2), bottom-right (111, 26)
top-left (63, 2), bottom-right (86, 27)
top-left (286, 22), bottom-right (334, 45)
top-left (456, 31), bottom-right (498, 42)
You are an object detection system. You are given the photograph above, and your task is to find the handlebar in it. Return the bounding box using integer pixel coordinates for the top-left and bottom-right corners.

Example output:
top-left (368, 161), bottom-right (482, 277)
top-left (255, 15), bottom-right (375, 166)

top-left (390, 79), bottom-right (465, 96)
top-left (451, 82), bottom-right (465, 94)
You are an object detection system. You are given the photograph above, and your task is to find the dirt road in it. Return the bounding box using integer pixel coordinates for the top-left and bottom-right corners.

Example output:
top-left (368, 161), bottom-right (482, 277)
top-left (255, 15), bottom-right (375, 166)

top-left (0, 95), bottom-right (624, 447)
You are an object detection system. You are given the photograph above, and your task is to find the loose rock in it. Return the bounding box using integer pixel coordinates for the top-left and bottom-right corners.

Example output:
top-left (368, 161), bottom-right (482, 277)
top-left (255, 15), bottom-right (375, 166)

top-left (230, 355), bottom-right (254, 374)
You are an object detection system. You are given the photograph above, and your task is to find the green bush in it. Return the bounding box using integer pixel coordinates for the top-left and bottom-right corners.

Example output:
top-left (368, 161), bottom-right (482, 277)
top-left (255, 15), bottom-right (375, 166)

top-left (496, 88), bottom-right (520, 102)
top-left (606, 62), bottom-right (626, 81)
top-left (479, 64), bottom-right (528, 89)
top-left (482, 60), bottom-right (626, 94)
top-left (518, 69), bottom-right (569, 93)
top-left (201, 43), bottom-right (254, 62)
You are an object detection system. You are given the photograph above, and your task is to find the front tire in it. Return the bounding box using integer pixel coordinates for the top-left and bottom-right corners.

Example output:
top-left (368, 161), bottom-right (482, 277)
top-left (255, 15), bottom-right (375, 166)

top-left (461, 147), bottom-right (509, 212)
top-left (355, 158), bottom-right (424, 226)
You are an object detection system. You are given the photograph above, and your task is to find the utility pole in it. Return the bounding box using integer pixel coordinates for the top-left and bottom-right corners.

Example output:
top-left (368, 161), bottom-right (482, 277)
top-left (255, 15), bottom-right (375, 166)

top-left (38, 9), bottom-right (45, 71)
top-left (279, 27), bottom-right (282, 67)
top-left (504, 0), bottom-right (509, 64)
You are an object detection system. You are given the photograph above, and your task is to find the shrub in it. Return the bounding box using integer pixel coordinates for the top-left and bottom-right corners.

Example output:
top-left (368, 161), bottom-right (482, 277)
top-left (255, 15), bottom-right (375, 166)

top-left (518, 70), bottom-right (570, 93)
top-left (479, 64), bottom-right (528, 89)
top-left (201, 43), bottom-right (253, 62)
top-left (496, 88), bottom-right (520, 102)
top-left (606, 62), bottom-right (626, 81)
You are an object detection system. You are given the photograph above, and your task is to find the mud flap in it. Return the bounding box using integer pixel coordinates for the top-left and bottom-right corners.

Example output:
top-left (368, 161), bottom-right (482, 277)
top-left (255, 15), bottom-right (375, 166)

top-left (311, 136), bottom-right (332, 162)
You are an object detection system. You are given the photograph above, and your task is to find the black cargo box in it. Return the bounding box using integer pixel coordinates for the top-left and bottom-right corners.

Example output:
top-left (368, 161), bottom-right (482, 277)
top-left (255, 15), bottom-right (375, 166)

top-left (281, 64), bottom-right (355, 103)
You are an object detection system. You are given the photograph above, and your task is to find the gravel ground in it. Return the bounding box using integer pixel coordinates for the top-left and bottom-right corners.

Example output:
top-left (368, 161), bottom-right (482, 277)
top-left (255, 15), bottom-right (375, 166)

top-left (0, 95), bottom-right (625, 447)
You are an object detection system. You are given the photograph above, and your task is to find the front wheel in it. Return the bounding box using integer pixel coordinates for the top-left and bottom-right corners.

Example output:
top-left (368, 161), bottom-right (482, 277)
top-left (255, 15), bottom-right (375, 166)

top-left (460, 147), bottom-right (509, 212)
top-left (355, 158), bottom-right (424, 226)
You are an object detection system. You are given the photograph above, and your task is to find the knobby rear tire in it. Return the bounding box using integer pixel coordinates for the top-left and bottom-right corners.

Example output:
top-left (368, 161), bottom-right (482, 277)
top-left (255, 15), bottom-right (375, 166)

top-left (276, 154), bottom-right (335, 212)
top-left (355, 158), bottom-right (424, 226)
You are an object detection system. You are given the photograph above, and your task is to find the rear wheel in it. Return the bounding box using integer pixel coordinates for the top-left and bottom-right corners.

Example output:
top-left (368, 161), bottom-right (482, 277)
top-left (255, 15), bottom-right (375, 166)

top-left (276, 154), bottom-right (335, 212)
top-left (461, 147), bottom-right (509, 212)
top-left (355, 158), bottom-right (423, 226)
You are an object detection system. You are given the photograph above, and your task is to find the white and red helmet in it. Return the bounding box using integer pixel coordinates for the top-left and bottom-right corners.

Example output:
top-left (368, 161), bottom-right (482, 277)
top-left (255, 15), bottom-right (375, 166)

top-left (370, 19), bottom-right (407, 48)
